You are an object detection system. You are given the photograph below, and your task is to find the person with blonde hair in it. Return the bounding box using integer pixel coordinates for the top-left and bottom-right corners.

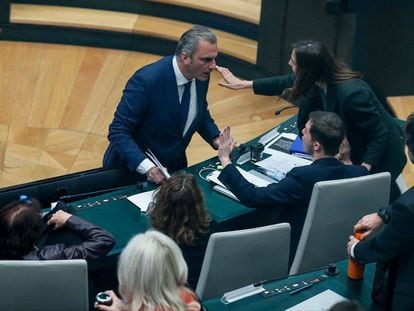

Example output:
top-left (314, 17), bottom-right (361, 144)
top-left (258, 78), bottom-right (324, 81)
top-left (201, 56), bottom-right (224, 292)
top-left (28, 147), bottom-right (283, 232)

top-left (149, 172), bottom-right (211, 289)
top-left (95, 230), bottom-right (200, 311)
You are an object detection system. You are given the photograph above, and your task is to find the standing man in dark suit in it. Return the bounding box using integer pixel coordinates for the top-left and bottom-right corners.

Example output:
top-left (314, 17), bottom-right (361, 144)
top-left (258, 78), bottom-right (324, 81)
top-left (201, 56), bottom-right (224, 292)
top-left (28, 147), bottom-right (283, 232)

top-left (218, 111), bottom-right (368, 257)
top-left (347, 113), bottom-right (414, 310)
top-left (103, 25), bottom-right (220, 184)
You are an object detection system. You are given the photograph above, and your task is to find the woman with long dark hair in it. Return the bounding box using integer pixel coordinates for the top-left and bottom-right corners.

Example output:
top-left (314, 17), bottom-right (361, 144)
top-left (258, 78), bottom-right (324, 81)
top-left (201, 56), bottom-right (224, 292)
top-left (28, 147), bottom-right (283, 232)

top-left (216, 40), bottom-right (406, 199)
top-left (149, 172), bottom-right (211, 288)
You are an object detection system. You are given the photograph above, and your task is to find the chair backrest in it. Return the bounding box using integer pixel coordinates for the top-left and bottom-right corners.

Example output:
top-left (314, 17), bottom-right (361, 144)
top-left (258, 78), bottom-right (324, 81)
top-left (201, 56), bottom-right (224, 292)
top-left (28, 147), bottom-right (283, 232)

top-left (289, 172), bottom-right (391, 275)
top-left (0, 259), bottom-right (89, 311)
top-left (196, 222), bottom-right (290, 300)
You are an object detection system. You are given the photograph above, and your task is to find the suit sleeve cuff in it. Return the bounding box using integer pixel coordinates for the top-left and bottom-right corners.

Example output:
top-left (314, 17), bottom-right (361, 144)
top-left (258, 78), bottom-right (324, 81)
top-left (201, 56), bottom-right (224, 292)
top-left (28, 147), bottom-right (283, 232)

top-left (136, 159), bottom-right (155, 174)
top-left (350, 240), bottom-right (359, 258)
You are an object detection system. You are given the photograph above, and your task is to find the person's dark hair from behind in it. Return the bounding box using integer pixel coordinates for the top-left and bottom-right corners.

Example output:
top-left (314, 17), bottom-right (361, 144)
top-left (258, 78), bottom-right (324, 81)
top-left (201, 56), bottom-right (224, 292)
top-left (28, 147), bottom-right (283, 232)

top-left (150, 172), bottom-right (211, 245)
top-left (287, 40), bottom-right (362, 102)
top-left (404, 113), bottom-right (414, 150)
top-left (329, 300), bottom-right (364, 311)
top-left (308, 111), bottom-right (346, 156)
top-left (0, 197), bottom-right (42, 259)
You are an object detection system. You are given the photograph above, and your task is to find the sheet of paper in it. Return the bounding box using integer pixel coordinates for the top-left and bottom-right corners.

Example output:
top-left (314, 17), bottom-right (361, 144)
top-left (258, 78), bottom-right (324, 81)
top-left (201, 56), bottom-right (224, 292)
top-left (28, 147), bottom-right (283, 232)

top-left (285, 289), bottom-right (347, 311)
top-left (206, 167), bottom-right (272, 188)
top-left (264, 132), bottom-right (298, 154)
top-left (127, 190), bottom-right (155, 212)
top-left (256, 150), bottom-right (311, 175)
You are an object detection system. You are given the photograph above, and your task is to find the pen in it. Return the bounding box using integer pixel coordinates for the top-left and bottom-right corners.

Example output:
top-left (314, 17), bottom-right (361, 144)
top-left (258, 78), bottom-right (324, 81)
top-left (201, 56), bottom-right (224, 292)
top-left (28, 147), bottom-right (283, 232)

top-left (289, 283), bottom-right (313, 295)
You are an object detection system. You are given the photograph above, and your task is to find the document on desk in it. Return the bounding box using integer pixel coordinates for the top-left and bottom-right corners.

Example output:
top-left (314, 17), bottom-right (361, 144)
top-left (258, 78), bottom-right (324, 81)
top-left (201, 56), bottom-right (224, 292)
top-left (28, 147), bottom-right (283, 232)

top-left (207, 167), bottom-right (272, 188)
top-left (127, 190), bottom-right (155, 213)
top-left (264, 132), bottom-right (297, 154)
top-left (255, 150), bottom-right (311, 176)
top-left (206, 167), bottom-right (272, 201)
top-left (285, 289), bottom-right (347, 311)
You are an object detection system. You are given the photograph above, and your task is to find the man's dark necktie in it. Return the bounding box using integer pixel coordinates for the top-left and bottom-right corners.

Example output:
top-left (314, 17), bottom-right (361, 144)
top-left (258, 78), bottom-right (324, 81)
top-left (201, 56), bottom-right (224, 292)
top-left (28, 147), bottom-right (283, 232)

top-left (181, 81), bottom-right (192, 130)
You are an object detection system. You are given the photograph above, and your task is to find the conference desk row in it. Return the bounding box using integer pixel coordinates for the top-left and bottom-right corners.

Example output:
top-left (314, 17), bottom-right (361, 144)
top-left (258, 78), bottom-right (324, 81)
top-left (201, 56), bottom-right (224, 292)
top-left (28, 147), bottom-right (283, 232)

top-left (203, 260), bottom-right (381, 310)
top-left (47, 116), bottom-right (299, 265)
top-left (2, 115), bottom-right (380, 309)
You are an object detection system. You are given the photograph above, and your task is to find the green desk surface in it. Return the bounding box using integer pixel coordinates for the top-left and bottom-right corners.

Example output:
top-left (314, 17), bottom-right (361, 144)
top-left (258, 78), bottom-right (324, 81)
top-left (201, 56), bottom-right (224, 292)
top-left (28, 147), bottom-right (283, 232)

top-left (202, 260), bottom-right (381, 311)
top-left (68, 187), bottom-right (149, 255)
top-left (67, 116), bottom-right (298, 256)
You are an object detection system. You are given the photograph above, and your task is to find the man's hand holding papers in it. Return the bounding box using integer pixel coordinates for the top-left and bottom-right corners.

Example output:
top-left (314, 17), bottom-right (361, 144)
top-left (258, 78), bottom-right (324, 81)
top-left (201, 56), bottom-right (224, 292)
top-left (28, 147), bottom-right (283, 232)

top-left (145, 149), bottom-right (171, 184)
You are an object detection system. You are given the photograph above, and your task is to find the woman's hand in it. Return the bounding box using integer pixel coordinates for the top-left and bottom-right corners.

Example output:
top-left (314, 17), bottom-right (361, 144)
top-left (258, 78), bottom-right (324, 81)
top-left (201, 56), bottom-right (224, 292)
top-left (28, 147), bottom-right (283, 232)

top-left (335, 136), bottom-right (352, 165)
top-left (216, 66), bottom-right (253, 90)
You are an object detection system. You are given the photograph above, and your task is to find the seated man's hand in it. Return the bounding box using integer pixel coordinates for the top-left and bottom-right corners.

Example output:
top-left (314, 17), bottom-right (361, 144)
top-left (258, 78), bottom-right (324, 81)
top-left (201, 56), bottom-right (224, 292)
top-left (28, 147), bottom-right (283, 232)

top-left (216, 65), bottom-right (252, 90)
top-left (354, 213), bottom-right (384, 239)
top-left (218, 126), bottom-right (236, 167)
top-left (47, 210), bottom-right (72, 230)
top-left (146, 167), bottom-right (166, 184)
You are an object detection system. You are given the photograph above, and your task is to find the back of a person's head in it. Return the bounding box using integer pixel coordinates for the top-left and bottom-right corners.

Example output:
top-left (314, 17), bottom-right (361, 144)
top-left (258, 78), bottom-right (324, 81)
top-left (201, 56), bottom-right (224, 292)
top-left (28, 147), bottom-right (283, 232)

top-left (117, 230), bottom-right (188, 310)
top-left (405, 113), bottom-right (414, 149)
top-left (309, 111), bottom-right (346, 156)
top-left (0, 197), bottom-right (42, 259)
top-left (150, 172), bottom-right (210, 245)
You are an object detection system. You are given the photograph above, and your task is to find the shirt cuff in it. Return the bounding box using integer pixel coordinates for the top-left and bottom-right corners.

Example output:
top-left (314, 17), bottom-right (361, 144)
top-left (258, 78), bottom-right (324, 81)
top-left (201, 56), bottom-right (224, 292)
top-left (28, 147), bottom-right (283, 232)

top-left (136, 159), bottom-right (155, 175)
top-left (350, 241), bottom-right (359, 258)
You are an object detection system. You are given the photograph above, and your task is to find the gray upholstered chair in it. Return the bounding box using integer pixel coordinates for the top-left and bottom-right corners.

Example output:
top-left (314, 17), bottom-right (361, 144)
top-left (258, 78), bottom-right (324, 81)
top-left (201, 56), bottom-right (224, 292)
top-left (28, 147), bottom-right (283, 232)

top-left (289, 172), bottom-right (391, 275)
top-left (0, 259), bottom-right (89, 311)
top-left (196, 222), bottom-right (291, 300)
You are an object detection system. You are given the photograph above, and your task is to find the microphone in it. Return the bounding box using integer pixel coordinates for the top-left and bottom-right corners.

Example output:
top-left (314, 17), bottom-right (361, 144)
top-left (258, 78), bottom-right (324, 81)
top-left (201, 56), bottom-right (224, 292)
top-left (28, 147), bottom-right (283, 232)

top-left (274, 105), bottom-right (296, 115)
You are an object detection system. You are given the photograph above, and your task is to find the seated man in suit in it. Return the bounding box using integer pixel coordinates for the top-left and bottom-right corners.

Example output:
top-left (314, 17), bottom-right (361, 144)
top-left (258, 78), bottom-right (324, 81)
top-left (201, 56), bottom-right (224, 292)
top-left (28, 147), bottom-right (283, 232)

top-left (347, 113), bottom-right (414, 311)
top-left (218, 111), bottom-right (368, 258)
top-left (103, 25), bottom-right (220, 184)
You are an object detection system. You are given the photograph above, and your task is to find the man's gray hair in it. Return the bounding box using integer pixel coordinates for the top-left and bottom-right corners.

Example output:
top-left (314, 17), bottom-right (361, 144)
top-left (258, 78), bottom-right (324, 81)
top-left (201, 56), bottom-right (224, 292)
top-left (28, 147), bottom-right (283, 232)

top-left (175, 25), bottom-right (217, 57)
